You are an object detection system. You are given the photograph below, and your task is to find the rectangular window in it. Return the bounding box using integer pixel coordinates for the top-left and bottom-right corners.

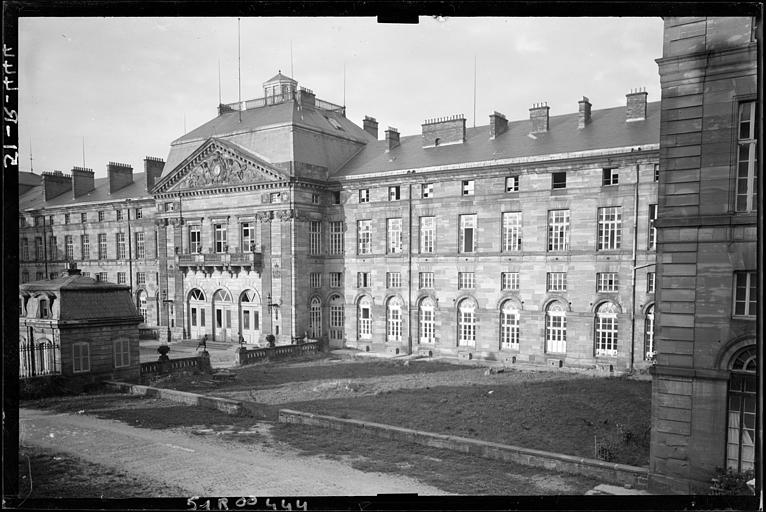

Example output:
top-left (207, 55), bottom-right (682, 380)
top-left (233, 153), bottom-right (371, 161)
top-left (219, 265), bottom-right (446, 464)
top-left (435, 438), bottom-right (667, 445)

top-left (80, 212), bottom-right (87, 223)
top-left (602, 168), bottom-right (619, 186)
top-left (214, 224), bottom-right (227, 253)
top-left (115, 233), bottom-right (126, 259)
top-left (34, 215), bottom-right (42, 227)
top-left (459, 214), bottom-right (477, 253)
top-left (21, 271), bottom-right (29, 283)
top-left (552, 172), bottom-right (566, 189)
top-left (310, 272), bottom-right (322, 288)
top-left (330, 272), bottom-right (343, 288)
top-left (598, 207), bottom-right (622, 251)
top-left (332, 191), bottom-right (341, 204)
top-left (506, 176), bottom-right (519, 192)
top-left (98, 233), bottom-right (107, 259)
top-left (387, 272), bottom-right (402, 288)
top-left (422, 183), bottom-right (434, 198)
top-left (134, 208), bottom-right (143, 219)
top-left (64, 213), bottom-right (70, 224)
top-left (117, 271), bottom-right (126, 285)
top-left (135, 232), bottom-right (146, 258)
top-left (48, 215), bottom-right (54, 225)
top-left (501, 272), bottom-right (519, 291)
top-left (82, 272), bottom-right (90, 278)
top-left (329, 221), bottom-right (344, 255)
top-left (96, 272), bottom-right (108, 282)
top-left (359, 189), bottom-right (370, 203)
top-left (357, 220), bottom-right (372, 255)
top-left (462, 180), bottom-right (474, 196)
top-left (733, 271), bottom-right (757, 317)
top-left (189, 226), bottom-right (201, 253)
top-left (50, 236), bottom-right (57, 257)
top-left (547, 210), bottom-right (570, 251)
top-left (647, 272), bottom-right (655, 294)
top-left (98, 210), bottom-right (105, 222)
top-left (502, 212), bottom-right (522, 252)
top-left (113, 339), bottom-right (130, 368)
top-left (419, 216), bottom-right (435, 254)
top-left (648, 204), bottom-right (658, 250)
top-left (73, 343), bottom-right (90, 373)
top-left (136, 272), bottom-right (146, 286)
top-left (311, 194), bottom-right (320, 204)
top-left (547, 272), bottom-right (567, 292)
top-left (458, 272), bottom-right (475, 289)
top-left (501, 306), bottom-right (520, 350)
top-left (597, 272), bottom-right (619, 292)
top-left (21, 239), bottom-right (28, 260)
top-left (65, 236), bottom-right (74, 260)
top-left (387, 218), bottom-right (402, 254)
top-left (241, 222), bottom-right (256, 252)
top-left (34, 237), bottom-right (44, 260)
top-left (388, 186), bottom-right (400, 201)
top-left (116, 209), bottom-right (123, 221)
top-left (736, 101), bottom-right (757, 212)
top-left (309, 221), bottom-right (322, 255)
top-left (419, 272), bottom-right (434, 289)
top-left (357, 272), bottom-right (371, 288)
top-left (81, 234), bottom-right (90, 259)
top-left (164, 202), bottom-right (175, 212)
top-left (654, 163), bottom-right (660, 182)
top-left (36, 272), bottom-right (45, 282)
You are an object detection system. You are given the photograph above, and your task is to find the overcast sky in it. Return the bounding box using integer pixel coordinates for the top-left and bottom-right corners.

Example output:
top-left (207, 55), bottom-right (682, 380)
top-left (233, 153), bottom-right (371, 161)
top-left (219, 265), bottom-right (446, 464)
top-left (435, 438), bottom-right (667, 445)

top-left (18, 16), bottom-right (664, 178)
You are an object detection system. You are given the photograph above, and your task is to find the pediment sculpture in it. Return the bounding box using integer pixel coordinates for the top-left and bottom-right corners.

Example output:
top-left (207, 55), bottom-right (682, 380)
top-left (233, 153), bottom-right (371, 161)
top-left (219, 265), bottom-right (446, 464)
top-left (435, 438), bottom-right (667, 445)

top-left (177, 149), bottom-right (276, 189)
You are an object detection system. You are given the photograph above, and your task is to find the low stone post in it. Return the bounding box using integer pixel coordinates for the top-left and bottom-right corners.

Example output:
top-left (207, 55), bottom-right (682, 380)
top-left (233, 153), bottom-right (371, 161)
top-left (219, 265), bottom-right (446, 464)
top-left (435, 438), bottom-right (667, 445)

top-left (198, 350), bottom-right (212, 373)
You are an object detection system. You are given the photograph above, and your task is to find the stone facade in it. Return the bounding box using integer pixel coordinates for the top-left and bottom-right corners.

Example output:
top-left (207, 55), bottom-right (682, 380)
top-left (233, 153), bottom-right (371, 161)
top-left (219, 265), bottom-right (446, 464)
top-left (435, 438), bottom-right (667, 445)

top-left (650, 16), bottom-right (758, 493)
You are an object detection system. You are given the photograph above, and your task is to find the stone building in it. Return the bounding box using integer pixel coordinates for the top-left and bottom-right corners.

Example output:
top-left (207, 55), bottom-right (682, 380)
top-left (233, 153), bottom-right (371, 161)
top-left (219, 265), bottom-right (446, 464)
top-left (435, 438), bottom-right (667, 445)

top-left (649, 16), bottom-right (759, 493)
top-left (19, 265), bottom-right (142, 383)
top-left (19, 71), bottom-right (661, 373)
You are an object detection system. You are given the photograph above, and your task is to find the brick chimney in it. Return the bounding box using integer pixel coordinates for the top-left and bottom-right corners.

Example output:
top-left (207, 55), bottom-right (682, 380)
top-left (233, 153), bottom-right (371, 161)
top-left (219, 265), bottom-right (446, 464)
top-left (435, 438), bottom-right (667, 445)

top-left (71, 166), bottom-right (95, 198)
top-left (489, 111), bottom-right (508, 139)
top-left (41, 171), bottom-right (71, 201)
top-left (363, 116), bottom-right (378, 139)
top-left (107, 162), bottom-right (133, 194)
top-left (626, 88), bottom-right (648, 122)
top-left (296, 87), bottom-right (315, 109)
top-left (144, 156), bottom-right (165, 193)
top-left (529, 103), bottom-right (550, 133)
top-left (385, 127), bottom-right (400, 151)
top-left (422, 114), bottom-right (466, 147)
top-left (578, 97), bottom-right (592, 129)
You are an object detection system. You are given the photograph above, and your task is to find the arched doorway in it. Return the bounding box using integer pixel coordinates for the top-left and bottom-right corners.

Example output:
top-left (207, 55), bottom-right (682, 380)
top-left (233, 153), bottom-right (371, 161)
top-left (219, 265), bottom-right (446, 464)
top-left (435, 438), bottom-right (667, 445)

top-left (545, 301), bottom-right (567, 354)
top-left (240, 289), bottom-right (260, 344)
top-left (594, 301), bottom-right (619, 357)
top-left (418, 296), bottom-right (435, 344)
top-left (188, 288), bottom-right (206, 339)
top-left (137, 290), bottom-right (148, 323)
top-left (309, 296), bottom-right (322, 339)
top-left (213, 289), bottom-right (233, 341)
top-left (457, 298), bottom-right (476, 347)
top-left (726, 346), bottom-right (756, 472)
top-left (387, 296), bottom-right (403, 342)
top-left (357, 296), bottom-right (372, 340)
top-left (500, 300), bottom-right (520, 350)
top-left (328, 294), bottom-right (344, 344)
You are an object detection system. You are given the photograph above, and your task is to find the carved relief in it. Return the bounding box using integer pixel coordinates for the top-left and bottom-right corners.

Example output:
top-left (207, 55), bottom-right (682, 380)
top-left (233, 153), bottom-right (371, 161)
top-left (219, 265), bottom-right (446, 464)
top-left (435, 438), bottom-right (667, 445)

top-left (177, 148), bottom-right (275, 189)
top-left (274, 209), bottom-right (295, 221)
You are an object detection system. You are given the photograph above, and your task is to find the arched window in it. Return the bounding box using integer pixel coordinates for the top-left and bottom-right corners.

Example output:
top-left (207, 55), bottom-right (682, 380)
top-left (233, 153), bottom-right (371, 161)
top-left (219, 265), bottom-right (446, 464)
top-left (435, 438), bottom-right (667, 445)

top-left (137, 291), bottom-right (148, 322)
top-left (457, 298), bottom-right (476, 347)
top-left (213, 289), bottom-right (232, 303)
top-left (545, 301), bottom-right (566, 354)
top-left (727, 346), bottom-right (756, 472)
top-left (644, 305), bottom-right (655, 360)
top-left (419, 297), bottom-right (435, 344)
top-left (240, 290), bottom-right (258, 303)
top-left (309, 297), bottom-right (322, 338)
top-left (358, 296), bottom-right (372, 340)
top-left (595, 302), bottom-right (619, 357)
top-left (500, 301), bottom-right (520, 350)
top-left (329, 295), bottom-right (344, 341)
top-left (189, 288), bottom-right (205, 301)
top-left (387, 297), bottom-right (403, 342)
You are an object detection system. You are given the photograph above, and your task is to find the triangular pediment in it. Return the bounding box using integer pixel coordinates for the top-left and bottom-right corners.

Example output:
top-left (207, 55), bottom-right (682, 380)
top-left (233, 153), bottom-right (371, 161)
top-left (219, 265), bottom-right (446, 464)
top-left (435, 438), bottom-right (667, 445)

top-left (154, 138), bottom-right (287, 194)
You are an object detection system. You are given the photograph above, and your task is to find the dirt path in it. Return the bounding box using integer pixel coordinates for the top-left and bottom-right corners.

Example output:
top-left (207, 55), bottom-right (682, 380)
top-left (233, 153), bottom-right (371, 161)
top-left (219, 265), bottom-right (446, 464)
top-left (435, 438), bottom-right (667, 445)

top-left (19, 408), bottom-right (451, 497)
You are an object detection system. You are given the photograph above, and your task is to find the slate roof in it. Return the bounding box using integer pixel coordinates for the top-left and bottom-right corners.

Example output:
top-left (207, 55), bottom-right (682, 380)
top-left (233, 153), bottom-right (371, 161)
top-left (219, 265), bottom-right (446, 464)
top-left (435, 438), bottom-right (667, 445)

top-left (20, 273), bottom-right (129, 292)
top-left (18, 172), bottom-right (153, 211)
top-left (335, 102), bottom-right (661, 177)
top-left (19, 172), bottom-right (42, 187)
top-left (264, 72), bottom-right (297, 84)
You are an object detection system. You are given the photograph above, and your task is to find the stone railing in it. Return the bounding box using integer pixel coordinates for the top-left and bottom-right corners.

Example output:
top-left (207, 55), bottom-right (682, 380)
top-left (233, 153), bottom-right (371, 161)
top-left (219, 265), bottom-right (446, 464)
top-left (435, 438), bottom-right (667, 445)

top-left (140, 356), bottom-right (201, 376)
top-left (235, 341), bottom-right (319, 366)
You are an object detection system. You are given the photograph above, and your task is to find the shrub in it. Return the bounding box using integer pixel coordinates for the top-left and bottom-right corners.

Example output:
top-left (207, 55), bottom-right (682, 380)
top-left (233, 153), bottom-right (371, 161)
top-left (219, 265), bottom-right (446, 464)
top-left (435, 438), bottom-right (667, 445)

top-left (709, 467), bottom-right (755, 496)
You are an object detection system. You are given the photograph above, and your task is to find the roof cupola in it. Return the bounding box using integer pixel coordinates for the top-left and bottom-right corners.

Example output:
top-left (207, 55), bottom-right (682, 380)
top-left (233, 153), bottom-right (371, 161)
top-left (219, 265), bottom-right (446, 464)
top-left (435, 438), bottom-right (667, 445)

top-left (263, 71), bottom-right (298, 104)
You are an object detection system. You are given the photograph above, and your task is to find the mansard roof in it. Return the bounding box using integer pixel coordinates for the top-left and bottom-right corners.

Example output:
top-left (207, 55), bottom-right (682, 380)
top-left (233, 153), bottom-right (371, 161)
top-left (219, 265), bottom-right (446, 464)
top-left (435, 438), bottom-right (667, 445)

top-left (18, 172), bottom-right (153, 212)
top-left (335, 101), bottom-right (660, 178)
top-left (19, 171), bottom-right (42, 187)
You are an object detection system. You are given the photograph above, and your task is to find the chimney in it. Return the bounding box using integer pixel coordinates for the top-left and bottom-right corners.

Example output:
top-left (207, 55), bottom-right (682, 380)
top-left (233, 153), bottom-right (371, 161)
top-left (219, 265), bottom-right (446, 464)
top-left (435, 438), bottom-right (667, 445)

top-left (107, 162), bottom-right (133, 194)
top-left (385, 127), bottom-right (400, 151)
top-left (144, 156), bottom-right (165, 193)
top-left (363, 116), bottom-right (379, 139)
top-left (578, 97), bottom-right (592, 129)
top-left (422, 114), bottom-right (466, 147)
top-left (71, 166), bottom-right (95, 198)
top-left (489, 111), bottom-right (508, 139)
top-left (626, 88), bottom-right (648, 122)
top-left (529, 103), bottom-right (550, 133)
top-left (41, 171), bottom-right (71, 202)
top-left (296, 87), bottom-right (315, 109)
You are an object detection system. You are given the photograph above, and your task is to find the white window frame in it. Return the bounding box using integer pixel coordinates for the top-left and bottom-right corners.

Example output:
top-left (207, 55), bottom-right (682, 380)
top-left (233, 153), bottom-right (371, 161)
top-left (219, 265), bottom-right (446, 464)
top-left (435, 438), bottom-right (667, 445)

top-left (330, 272), bottom-right (343, 288)
top-left (65, 235), bottom-right (74, 260)
top-left (458, 272), bottom-right (475, 290)
top-left (500, 301), bottom-right (520, 350)
top-left (502, 212), bottom-right (522, 252)
top-left (501, 272), bottom-right (519, 291)
top-left (597, 272), bottom-right (619, 293)
top-left (506, 176), bottom-right (519, 192)
top-left (595, 302), bottom-right (619, 357)
top-left (357, 220), bottom-right (372, 255)
top-left (647, 272), bottom-right (656, 294)
top-left (419, 297), bottom-right (436, 344)
top-left (81, 234), bottom-right (90, 259)
top-left (241, 222), bottom-right (256, 252)
top-left (98, 233), bottom-right (108, 259)
top-left (736, 101), bottom-right (757, 213)
top-left (597, 206), bottom-right (622, 251)
top-left (358, 297), bottom-right (372, 340)
top-left (545, 302), bottom-right (567, 354)
top-left (457, 299), bottom-right (476, 347)
top-left (189, 225), bottom-right (202, 253)
top-left (357, 272), bottom-right (371, 288)
top-left (648, 204), bottom-right (658, 250)
top-left (420, 216), bottom-right (435, 254)
top-left (329, 221), bottom-right (344, 254)
top-left (547, 210), bottom-right (570, 251)
top-left (387, 272), bottom-right (402, 288)
top-left (310, 272), bottom-right (322, 288)
top-left (387, 297), bottom-right (403, 342)
top-left (422, 183), bottom-right (434, 198)
top-left (388, 186), bottom-right (400, 201)
top-left (602, 168), bottom-right (619, 186)
top-left (419, 272), bottom-right (434, 289)
top-left (309, 297), bottom-right (322, 338)
top-left (644, 305), bottom-right (655, 360)
top-left (547, 272), bottom-right (567, 292)
top-left (214, 224), bottom-right (227, 253)
top-left (733, 271), bottom-right (757, 317)
top-left (359, 189), bottom-right (370, 203)
top-left (135, 231), bottom-right (146, 258)
top-left (462, 180), bottom-right (475, 196)
top-left (117, 272), bottom-right (126, 285)
top-left (329, 296), bottom-right (344, 340)
top-left (387, 218), bottom-right (402, 254)
top-left (459, 214), bottom-right (477, 253)
top-left (309, 221), bottom-right (322, 255)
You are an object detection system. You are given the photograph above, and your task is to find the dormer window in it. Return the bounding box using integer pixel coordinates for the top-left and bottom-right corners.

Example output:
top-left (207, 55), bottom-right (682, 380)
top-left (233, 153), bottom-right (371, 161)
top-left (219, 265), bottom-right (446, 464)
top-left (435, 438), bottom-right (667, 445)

top-left (40, 298), bottom-right (50, 319)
